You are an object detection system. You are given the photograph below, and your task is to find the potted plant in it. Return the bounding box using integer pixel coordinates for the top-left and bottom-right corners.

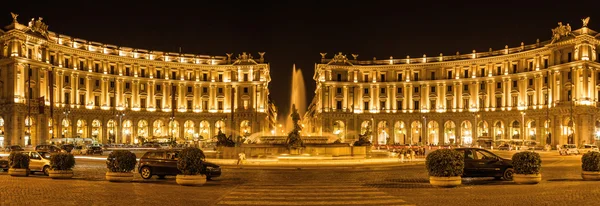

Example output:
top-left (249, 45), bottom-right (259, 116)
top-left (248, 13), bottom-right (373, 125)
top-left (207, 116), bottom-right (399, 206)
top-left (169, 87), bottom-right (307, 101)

top-left (512, 151), bottom-right (542, 184)
top-left (425, 149), bottom-right (464, 187)
top-left (8, 152), bottom-right (30, 177)
top-left (49, 153), bottom-right (76, 179)
top-left (581, 151), bottom-right (600, 180)
top-left (176, 147), bottom-right (207, 186)
top-left (105, 150), bottom-right (137, 182)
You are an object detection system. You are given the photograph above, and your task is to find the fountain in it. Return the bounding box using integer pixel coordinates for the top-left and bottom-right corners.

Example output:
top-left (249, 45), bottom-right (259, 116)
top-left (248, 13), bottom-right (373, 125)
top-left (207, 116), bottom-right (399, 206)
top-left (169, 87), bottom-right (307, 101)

top-left (217, 65), bottom-right (368, 159)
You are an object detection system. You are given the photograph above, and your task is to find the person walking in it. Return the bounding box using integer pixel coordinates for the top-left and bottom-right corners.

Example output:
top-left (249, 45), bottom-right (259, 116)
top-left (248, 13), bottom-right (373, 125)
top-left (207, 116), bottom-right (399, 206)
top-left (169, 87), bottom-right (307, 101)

top-left (237, 152), bottom-right (246, 168)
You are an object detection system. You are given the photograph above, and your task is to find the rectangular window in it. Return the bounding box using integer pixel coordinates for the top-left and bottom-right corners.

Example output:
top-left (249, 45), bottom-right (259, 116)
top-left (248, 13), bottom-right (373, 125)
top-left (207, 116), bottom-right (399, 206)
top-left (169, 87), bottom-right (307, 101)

top-left (337, 88), bottom-right (342, 94)
top-left (480, 68), bottom-right (485, 76)
top-left (463, 70), bottom-right (469, 78)
top-left (431, 86), bottom-right (436, 93)
top-left (64, 76), bottom-right (70, 84)
top-left (567, 71), bottom-right (572, 80)
top-left (140, 84), bottom-right (145, 91)
top-left (110, 81), bottom-right (115, 88)
top-left (172, 72), bottom-right (176, 79)
top-left (512, 96), bottom-right (518, 106)
top-left (446, 99), bottom-right (452, 109)
top-left (187, 86), bottom-right (192, 93)
top-left (243, 87), bottom-right (248, 93)
top-left (496, 97), bottom-right (502, 108)
top-left (397, 87), bottom-right (403, 93)
top-left (110, 96), bottom-right (114, 107)
top-left (95, 80), bottom-right (99, 87)
top-left (380, 101), bottom-right (386, 110)
top-left (414, 101), bottom-right (420, 110)
top-left (430, 72), bottom-right (436, 80)
top-left (496, 66), bottom-right (502, 75)
top-left (413, 72), bottom-right (419, 81)
top-left (364, 88), bottom-right (369, 94)
top-left (202, 100), bottom-right (208, 110)
top-left (336, 101), bottom-right (342, 110)
top-left (79, 61), bottom-right (84, 69)
top-left (512, 80), bottom-right (517, 88)
top-left (380, 88), bottom-right (385, 94)
top-left (567, 52), bottom-right (572, 62)
top-left (203, 73), bottom-right (208, 81)
top-left (243, 74), bottom-right (248, 81)
top-left (125, 67), bottom-right (130, 76)
top-left (447, 71), bottom-right (453, 79)
top-left (156, 99), bottom-right (162, 108)
top-left (94, 63), bottom-right (99, 72)
top-left (337, 74), bottom-right (342, 81)
top-left (28, 49), bottom-right (32, 58)
top-left (64, 59), bottom-right (70, 68)
top-left (529, 79), bottom-right (533, 86)
top-left (126, 97), bottom-right (131, 108)
top-left (203, 87), bottom-right (208, 94)
top-left (64, 93), bottom-right (70, 104)
top-left (156, 71), bottom-right (161, 78)
top-left (463, 99), bottom-right (469, 108)
top-left (364, 102), bottom-right (369, 110)
top-left (430, 100), bottom-right (436, 109)
top-left (448, 85), bottom-right (453, 92)
top-left (544, 59), bottom-right (549, 68)
top-left (567, 90), bottom-right (572, 101)
top-left (528, 61), bottom-right (533, 70)
top-left (156, 85), bottom-right (161, 91)
top-left (544, 93), bottom-right (549, 104)
top-left (363, 74), bottom-right (369, 82)
top-left (380, 74), bottom-right (385, 82)
top-left (512, 64), bottom-right (517, 73)
top-left (80, 95), bottom-right (85, 106)
top-left (544, 76), bottom-right (548, 84)
top-left (217, 101), bottom-right (223, 110)
top-left (94, 96), bottom-right (100, 107)
top-left (187, 100), bottom-right (192, 109)
top-left (218, 74), bottom-right (223, 81)
top-left (110, 65), bottom-right (115, 74)
top-left (480, 83), bottom-right (485, 90)
top-left (79, 78), bottom-right (84, 85)
top-left (497, 82), bottom-right (502, 89)
top-left (397, 101), bottom-right (402, 110)
top-left (50, 55), bottom-right (55, 65)
top-left (141, 69), bottom-right (146, 77)
top-left (463, 85), bottom-right (468, 91)
top-left (414, 87), bottom-right (419, 93)
top-left (528, 95), bottom-right (533, 106)
top-left (218, 88), bottom-right (223, 94)
top-left (397, 73), bottom-right (403, 81)
top-left (125, 83), bottom-right (130, 89)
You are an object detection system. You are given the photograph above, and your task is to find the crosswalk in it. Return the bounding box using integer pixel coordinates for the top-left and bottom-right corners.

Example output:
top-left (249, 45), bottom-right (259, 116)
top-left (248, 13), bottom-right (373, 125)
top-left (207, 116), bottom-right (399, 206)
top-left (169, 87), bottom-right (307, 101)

top-left (217, 184), bottom-right (413, 205)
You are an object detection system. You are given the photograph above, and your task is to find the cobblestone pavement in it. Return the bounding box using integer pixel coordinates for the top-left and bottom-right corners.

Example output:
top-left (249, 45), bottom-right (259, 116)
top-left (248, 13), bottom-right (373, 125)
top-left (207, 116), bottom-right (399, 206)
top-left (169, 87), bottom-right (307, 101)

top-left (1, 151), bottom-right (597, 205)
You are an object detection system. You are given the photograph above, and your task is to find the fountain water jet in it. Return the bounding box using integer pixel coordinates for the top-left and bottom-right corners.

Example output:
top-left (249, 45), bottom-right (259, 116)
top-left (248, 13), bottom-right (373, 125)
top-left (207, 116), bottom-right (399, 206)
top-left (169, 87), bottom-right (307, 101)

top-left (286, 64), bottom-right (306, 132)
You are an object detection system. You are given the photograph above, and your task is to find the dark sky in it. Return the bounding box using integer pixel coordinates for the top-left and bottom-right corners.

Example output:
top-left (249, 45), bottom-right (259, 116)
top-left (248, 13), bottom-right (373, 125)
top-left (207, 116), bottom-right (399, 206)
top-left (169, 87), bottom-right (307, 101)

top-left (2, 1), bottom-right (599, 119)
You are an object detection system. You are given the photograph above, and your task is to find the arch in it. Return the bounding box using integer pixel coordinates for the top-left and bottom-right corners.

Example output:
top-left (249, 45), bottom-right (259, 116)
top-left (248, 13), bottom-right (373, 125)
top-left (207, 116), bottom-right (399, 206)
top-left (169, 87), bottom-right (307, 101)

top-left (168, 120), bottom-right (179, 139)
top-left (427, 121), bottom-right (439, 145)
top-left (477, 120), bottom-right (489, 137)
top-left (410, 121), bottom-right (422, 145)
top-left (510, 120), bottom-right (521, 140)
top-left (61, 118), bottom-right (71, 141)
top-left (562, 117), bottom-right (575, 144)
top-left (527, 120), bottom-right (537, 141)
top-left (493, 120), bottom-right (505, 141)
top-left (153, 119), bottom-right (166, 138)
top-left (199, 120), bottom-right (210, 140)
top-left (360, 120), bottom-right (372, 136)
top-left (91, 119), bottom-right (102, 143)
top-left (240, 120), bottom-right (251, 137)
top-left (215, 120), bottom-right (226, 135)
top-left (460, 120), bottom-right (472, 146)
top-left (76, 119), bottom-right (87, 138)
top-left (24, 116), bottom-right (35, 145)
top-left (377, 121), bottom-right (389, 145)
top-left (333, 120), bottom-right (346, 142)
top-left (107, 120), bottom-right (117, 144)
top-left (137, 120), bottom-right (148, 143)
top-left (393, 121), bottom-right (406, 145)
top-left (123, 120), bottom-right (133, 144)
top-left (184, 120), bottom-right (195, 140)
top-left (444, 120), bottom-right (456, 145)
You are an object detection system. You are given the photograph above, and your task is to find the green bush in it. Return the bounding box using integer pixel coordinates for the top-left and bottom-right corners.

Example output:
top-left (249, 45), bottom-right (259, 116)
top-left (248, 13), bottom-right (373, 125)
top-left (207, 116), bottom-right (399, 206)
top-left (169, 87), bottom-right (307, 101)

top-left (582, 151), bottom-right (600, 172)
top-left (50, 153), bottom-right (76, 170)
top-left (8, 152), bottom-right (29, 169)
top-left (512, 151), bottom-right (542, 174)
top-left (106, 150), bottom-right (137, 172)
top-left (177, 147), bottom-right (206, 175)
top-left (426, 149), bottom-right (464, 177)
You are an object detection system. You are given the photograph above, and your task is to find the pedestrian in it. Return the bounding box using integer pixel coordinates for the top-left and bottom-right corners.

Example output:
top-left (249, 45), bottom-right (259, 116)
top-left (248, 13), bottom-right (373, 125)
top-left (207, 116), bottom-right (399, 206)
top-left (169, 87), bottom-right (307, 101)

top-left (399, 149), bottom-right (405, 163)
top-left (237, 152), bottom-right (246, 168)
top-left (411, 149), bottom-right (416, 161)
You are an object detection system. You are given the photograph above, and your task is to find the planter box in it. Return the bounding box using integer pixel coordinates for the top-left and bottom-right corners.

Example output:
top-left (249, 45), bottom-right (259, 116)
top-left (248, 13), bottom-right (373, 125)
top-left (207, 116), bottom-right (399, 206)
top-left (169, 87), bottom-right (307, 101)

top-left (429, 176), bottom-right (461, 188)
top-left (49, 169), bottom-right (74, 179)
top-left (8, 168), bottom-right (29, 177)
top-left (176, 174), bottom-right (207, 186)
top-left (105, 172), bottom-right (134, 182)
top-left (582, 171), bottom-right (600, 181)
top-left (513, 173), bottom-right (542, 184)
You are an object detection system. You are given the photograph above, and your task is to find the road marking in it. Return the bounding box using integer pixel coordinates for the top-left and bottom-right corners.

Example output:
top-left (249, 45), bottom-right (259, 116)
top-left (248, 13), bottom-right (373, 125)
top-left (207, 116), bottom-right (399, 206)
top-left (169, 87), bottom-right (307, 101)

top-left (217, 184), bottom-right (411, 205)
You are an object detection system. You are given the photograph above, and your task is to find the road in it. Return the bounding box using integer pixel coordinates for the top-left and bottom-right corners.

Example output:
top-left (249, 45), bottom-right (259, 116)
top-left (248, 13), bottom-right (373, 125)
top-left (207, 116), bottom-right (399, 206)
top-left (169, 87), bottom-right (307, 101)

top-left (1, 151), bottom-right (598, 206)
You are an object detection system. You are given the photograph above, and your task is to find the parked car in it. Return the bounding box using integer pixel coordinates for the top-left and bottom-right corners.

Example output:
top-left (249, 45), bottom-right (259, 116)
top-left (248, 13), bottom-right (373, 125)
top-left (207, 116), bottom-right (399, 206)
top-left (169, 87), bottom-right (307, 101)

top-left (454, 148), bottom-right (514, 180)
top-left (559, 144), bottom-right (580, 155)
top-left (497, 144), bottom-right (512, 151)
top-left (72, 145), bottom-right (84, 155)
top-left (81, 145), bottom-right (103, 155)
top-left (61, 144), bottom-right (75, 153)
top-left (35, 144), bottom-right (65, 153)
top-left (137, 149), bottom-right (221, 180)
top-left (21, 151), bottom-right (51, 176)
top-left (578, 144), bottom-right (599, 154)
top-left (0, 156), bottom-right (8, 171)
top-left (4, 145), bottom-right (24, 152)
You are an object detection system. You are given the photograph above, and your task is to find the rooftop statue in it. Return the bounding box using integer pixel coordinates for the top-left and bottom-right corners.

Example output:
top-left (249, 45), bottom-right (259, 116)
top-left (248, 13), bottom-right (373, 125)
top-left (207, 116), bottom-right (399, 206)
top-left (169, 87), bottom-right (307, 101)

top-left (10, 12), bottom-right (18, 23)
top-left (582, 17), bottom-right (590, 27)
top-left (550, 21), bottom-right (575, 44)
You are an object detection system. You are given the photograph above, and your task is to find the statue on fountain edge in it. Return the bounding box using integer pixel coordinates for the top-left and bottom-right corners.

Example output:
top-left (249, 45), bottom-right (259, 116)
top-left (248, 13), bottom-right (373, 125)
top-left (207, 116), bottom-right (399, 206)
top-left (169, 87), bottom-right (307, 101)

top-left (353, 124), bottom-right (373, 146)
top-left (286, 104), bottom-right (304, 150)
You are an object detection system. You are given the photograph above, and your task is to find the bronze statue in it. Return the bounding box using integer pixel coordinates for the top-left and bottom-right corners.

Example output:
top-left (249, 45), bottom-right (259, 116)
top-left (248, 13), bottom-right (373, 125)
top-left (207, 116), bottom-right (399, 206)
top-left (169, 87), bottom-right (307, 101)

top-left (285, 104), bottom-right (304, 149)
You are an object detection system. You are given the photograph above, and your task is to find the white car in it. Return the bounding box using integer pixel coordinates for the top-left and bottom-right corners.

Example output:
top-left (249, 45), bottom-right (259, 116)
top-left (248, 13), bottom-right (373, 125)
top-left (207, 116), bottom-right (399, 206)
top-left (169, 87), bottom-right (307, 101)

top-left (559, 144), bottom-right (580, 155)
top-left (21, 151), bottom-right (51, 176)
top-left (579, 144), bottom-right (599, 154)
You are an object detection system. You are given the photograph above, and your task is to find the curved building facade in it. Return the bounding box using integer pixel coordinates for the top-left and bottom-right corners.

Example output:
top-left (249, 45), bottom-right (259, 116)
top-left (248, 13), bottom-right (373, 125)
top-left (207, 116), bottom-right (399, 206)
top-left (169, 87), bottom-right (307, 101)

top-left (305, 19), bottom-right (600, 147)
top-left (0, 15), bottom-right (277, 147)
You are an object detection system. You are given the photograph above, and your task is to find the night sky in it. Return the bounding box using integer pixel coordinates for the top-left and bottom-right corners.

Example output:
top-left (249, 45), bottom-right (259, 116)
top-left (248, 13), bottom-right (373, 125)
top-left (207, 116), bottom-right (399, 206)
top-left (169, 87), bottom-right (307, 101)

top-left (2, 1), bottom-right (599, 120)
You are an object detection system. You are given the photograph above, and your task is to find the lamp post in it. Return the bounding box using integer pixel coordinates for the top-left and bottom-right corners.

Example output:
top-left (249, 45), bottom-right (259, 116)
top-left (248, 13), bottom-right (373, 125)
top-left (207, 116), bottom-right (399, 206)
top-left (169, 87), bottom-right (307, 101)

top-left (116, 112), bottom-right (125, 144)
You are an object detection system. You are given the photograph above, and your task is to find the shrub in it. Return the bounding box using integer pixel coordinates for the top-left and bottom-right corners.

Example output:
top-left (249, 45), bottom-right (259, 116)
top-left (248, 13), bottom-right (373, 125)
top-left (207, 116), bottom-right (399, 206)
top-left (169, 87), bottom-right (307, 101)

top-left (8, 152), bottom-right (29, 169)
top-left (582, 151), bottom-right (600, 172)
top-left (426, 149), bottom-right (464, 177)
top-left (50, 153), bottom-right (76, 170)
top-left (177, 147), bottom-right (206, 175)
top-left (106, 150), bottom-right (137, 172)
top-left (512, 151), bottom-right (542, 175)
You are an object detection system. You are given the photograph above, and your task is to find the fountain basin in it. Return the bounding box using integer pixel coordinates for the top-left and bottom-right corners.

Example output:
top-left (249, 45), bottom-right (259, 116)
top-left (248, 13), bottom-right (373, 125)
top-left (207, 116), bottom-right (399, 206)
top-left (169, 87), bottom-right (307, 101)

top-left (219, 144), bottom-right (367, 159)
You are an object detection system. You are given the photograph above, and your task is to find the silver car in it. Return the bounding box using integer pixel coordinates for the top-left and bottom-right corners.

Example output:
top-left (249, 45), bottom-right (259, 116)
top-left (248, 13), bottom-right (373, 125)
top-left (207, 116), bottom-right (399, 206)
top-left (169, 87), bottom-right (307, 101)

top-left (21, 151), bottom-right (51, 176)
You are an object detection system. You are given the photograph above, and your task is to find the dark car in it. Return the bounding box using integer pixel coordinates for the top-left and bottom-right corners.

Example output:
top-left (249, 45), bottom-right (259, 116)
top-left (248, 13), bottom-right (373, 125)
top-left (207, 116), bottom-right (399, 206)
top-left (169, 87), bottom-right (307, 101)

top-left (35, 144), bottom-right (64, 153)
top-left (137, 149), bottom-right (221, 180)
top-left (0, 156), bottom-right (8, 171)
top-left (4, 145), bottom-right (24, 152)
top-left (61, 144), bottom-right (75, 153)
top-left (85, 145), bottom-right (103, 155)
top-left (454, 148), bottom-right (514, 180)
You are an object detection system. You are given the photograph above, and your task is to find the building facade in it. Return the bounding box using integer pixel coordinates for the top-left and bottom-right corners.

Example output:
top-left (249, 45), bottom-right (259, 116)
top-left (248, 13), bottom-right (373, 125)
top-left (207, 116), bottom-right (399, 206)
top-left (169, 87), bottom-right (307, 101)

top-left (0, 14), bottom-right (276, 147)
top-left (305, 18), bottom-right (600, 147)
